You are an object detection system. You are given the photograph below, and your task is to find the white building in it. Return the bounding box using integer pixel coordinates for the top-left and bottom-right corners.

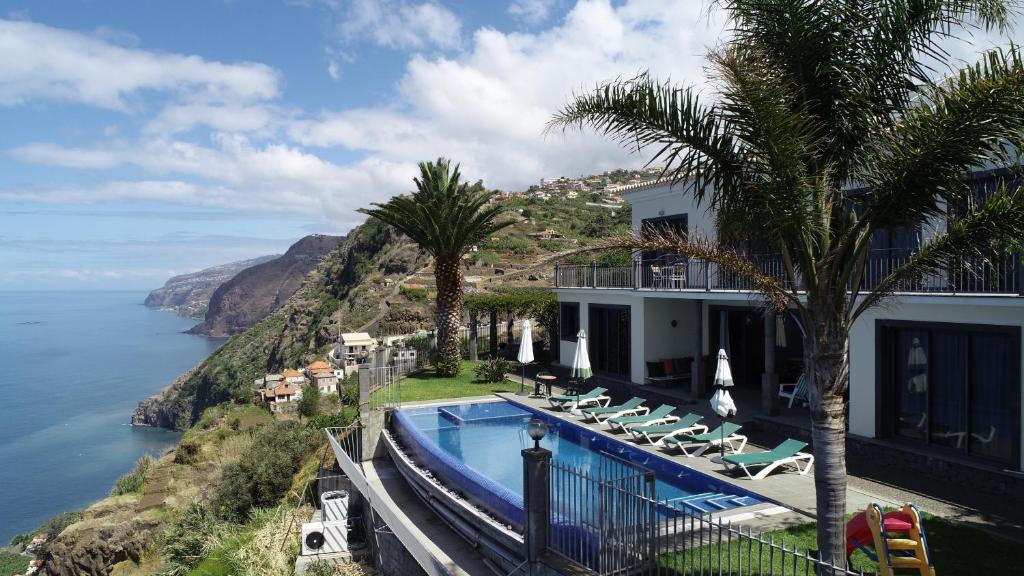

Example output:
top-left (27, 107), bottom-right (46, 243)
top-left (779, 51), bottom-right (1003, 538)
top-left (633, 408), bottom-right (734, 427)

top-left (553, 169), bottom-right (1024, 475)
top-left (338, 332), bottom-right (377, 367)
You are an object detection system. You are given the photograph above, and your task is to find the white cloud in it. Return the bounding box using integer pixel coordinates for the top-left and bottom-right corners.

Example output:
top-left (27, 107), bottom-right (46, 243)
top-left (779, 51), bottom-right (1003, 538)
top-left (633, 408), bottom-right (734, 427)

top-left (336, 0), bottom-right (462, 50)
top-left (508, 0), bottom-right (557, 25)
top-left (0, 18), bottom-right (279, 110)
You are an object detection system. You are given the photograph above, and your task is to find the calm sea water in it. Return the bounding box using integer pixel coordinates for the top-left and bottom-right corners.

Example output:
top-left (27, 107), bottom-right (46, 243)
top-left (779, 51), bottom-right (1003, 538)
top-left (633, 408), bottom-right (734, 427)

top-left (0, 291), bottom-right (222, 543)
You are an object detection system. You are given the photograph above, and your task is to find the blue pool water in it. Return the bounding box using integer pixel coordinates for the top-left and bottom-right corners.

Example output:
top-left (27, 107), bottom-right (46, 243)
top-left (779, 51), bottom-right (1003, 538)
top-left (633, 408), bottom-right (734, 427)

top-left (392, 399), bottom-right (763, 527)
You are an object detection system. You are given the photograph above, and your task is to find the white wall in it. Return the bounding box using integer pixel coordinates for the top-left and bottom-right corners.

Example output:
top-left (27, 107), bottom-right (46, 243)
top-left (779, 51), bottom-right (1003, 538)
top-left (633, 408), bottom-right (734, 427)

top-left (849, 298), bottom-right (1024, 470)
top-left (643, 298), bottom-right (697, 368)
top-left (556, 290), bottom-right (646, 384)
top-left (625, 182), bottom-right (717, 241)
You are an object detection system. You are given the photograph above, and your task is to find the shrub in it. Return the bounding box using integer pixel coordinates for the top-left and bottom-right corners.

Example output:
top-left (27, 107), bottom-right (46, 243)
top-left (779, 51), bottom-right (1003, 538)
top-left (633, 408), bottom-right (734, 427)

top-left (474, 358), bottom-right (512, 383)
top-left (297, 384), bottom-right (321, 419)
top-left (110, 454), bottom-right (152, 496)
top-left (399, 285), bottom-right (428, 301)
top-left (306, 411), bottom-right (354, 430)
top-left (212, 421), bottom-right (316, 522)
top-left (229, 417), bottom-right (241, 431)
top-left (175, 436), bottom-right (201, 464)
top-left (161, 502), bottom-right (229, 576)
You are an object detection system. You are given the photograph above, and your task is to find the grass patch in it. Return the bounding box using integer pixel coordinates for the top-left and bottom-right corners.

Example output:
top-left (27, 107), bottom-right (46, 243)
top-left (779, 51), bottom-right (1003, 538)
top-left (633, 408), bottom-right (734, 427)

top-left (111, 454), bottom-right (153, 496)
top-left (0, 551), bottom-right (29, 574)
top-left (659, 514), bottom-right (1015, 576)
top-left (391, 360), bottom-right (521, 403)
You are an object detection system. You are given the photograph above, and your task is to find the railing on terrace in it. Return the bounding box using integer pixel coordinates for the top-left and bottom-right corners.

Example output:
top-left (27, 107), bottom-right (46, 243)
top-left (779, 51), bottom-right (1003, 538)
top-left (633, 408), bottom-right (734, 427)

top-left (555, 251), bottom-right (1022, 296)
top-left (548, 460), bottom-right (875, 576)
top-left (327, 421), bottom-right (364, 465)
top-left (365, 365), bottom-right (401, 411)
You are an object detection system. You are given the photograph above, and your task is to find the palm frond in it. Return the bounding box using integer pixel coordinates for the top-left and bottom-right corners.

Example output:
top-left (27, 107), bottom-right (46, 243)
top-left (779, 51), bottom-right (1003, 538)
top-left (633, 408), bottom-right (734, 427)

top-left (853, 181), bottom-right (1024, 318)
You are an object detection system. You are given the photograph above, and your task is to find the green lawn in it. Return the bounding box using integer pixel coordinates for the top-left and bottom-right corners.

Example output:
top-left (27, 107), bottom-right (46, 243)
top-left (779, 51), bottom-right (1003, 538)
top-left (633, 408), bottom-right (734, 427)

top-left (391, 360), bottom-right (522, 403)
top-left (659, 513), bottom-right (1016, 576)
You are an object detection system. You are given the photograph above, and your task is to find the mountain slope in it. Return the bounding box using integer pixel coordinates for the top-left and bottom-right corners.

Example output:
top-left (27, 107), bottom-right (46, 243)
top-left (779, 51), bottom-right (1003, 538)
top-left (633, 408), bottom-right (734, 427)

top-left (144, 255), bottom-right (278, 319)
top-left (187, 234), bottom-right (344, 337)
top-left (132, 190), bottom-right (632, 429)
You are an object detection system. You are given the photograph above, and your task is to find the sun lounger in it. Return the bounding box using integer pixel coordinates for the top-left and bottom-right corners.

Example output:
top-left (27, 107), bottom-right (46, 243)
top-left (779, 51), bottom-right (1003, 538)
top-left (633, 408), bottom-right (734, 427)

top-left (721, 438), bottom-right (814, 479)
top-left (662, 422), bottom-right (747, 457)
top-left (628, 413), bottom-right (708, 446)
top-left (581, 397), bottom-right (647, 423)
top-left (548, 387), bottom-right (609, 411)
top-left (606, 404), bottom-right (677, 432)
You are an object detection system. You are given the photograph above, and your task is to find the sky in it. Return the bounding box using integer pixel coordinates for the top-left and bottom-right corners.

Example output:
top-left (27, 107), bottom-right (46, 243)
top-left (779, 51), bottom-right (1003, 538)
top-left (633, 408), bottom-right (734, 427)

top-left (0, 1), bottom-right (1017, 290)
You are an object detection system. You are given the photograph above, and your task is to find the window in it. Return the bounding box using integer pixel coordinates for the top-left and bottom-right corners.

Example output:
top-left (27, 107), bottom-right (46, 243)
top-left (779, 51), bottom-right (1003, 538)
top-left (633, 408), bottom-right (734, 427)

top-left (880, 321), bottom-right (1020, 467)
top-left (560, 302), bottom-right (580, 341)
top-left (640, 215), bottom-right (688, 263)
top-left (589, 305), bottom-right (631, 377)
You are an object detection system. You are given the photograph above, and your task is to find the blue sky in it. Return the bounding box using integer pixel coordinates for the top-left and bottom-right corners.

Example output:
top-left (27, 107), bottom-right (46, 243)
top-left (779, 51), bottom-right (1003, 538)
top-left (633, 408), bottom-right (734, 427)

top-left (0, 1), bottom-right (1016, 290)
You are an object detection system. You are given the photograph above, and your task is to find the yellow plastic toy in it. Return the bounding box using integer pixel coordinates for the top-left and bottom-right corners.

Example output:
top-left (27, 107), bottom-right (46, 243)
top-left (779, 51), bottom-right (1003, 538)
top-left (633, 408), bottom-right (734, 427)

top-left (862, 503), bottom-right (936, 576)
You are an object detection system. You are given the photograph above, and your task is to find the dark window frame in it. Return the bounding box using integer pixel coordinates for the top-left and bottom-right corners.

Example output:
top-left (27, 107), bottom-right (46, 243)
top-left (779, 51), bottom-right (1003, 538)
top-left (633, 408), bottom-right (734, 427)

top-left (560, 302), bottom-right (580, 341)
top-left (875, 319), bottom-right (1021, 469)
top-left (588, 304), bottom-right (631, 377)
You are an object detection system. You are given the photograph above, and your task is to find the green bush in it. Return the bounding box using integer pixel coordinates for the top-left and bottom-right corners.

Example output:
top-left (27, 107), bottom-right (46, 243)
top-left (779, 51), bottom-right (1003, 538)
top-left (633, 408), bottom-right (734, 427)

top-left (399, 285), bottom-right (428, 300)
top-left (212, 421), bottom-right (316, 522)
top-left (306, 411), bottom-right (355, 430)
top-left (474, 358), bottom-right (512, 383)
top-left (476, 251), bottom-right (500, 265)
top-left (229, 417), bottom-right (241, 431)
top-left (175, 436), bottom-right (201, 464)
top-left (111, 454), bottom-right (152, 496)
top-left (161, 501), bottom-right (228, 576)
top-left (297, 384), bottom-right (321, 419)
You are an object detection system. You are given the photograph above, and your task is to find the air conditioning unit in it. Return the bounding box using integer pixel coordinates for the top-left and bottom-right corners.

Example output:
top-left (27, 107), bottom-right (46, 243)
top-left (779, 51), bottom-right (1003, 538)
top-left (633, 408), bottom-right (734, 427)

top-left (320, 490), bottom-right (349, 523)
top-left (301, 521), bottom-right (349, 555)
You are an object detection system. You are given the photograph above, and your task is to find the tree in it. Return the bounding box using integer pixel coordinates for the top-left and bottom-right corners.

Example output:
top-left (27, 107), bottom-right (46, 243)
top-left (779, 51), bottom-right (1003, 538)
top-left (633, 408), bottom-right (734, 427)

top-left (297, 384), bottom-right (320, 420)
top-left (550, 1), bottom-right (1024, 565)
top-left (360, 158), bottom-right (512, 376)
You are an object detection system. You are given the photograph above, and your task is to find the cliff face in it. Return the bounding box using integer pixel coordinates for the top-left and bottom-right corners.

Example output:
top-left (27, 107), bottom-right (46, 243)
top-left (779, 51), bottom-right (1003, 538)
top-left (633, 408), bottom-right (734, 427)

top-left (144, 255), bottom-right (277, 319)
top-left (187, 234), bottom-right (343, 337)
top-left (132, 221), bottom-right (428, 428)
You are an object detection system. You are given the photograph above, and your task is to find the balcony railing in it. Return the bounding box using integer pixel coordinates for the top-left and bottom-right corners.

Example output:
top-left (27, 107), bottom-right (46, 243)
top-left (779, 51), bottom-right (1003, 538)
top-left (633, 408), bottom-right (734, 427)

top-left (554, 252), bottom-right (1022, 296)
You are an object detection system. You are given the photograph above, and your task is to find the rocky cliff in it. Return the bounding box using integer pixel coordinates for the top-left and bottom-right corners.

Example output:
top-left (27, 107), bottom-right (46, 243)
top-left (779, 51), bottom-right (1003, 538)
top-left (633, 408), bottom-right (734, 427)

top-left (144, 255), bottom-right (277, 319)
top-left (186, 234), bottom-right (344, 337)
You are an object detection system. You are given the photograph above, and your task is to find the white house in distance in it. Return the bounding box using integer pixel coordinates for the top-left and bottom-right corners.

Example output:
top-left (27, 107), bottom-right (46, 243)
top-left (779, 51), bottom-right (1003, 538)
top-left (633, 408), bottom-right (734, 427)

top-left (338, 332), bottom-right (376, 367)
top-left (553, 168), bottom-right (1024, 477)
top-left (305, 360), bottom-right (338, 394)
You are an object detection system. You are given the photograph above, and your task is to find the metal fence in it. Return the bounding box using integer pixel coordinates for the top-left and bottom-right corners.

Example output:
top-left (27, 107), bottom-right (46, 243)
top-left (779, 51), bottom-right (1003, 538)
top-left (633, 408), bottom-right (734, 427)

top-left (555, 251), bottom-right (1021, 296)
top-left (365, 366), bottom-right (401, 411)
top-left (327, 421), bottom-right (364, 465)
top-left (548, 459), bottom-right (873, 576)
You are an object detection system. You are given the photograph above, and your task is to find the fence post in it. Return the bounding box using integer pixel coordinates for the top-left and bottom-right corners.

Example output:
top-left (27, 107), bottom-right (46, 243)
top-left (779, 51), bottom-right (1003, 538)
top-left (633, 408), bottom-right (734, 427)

top-left (469, 313), bottom-right (479, 362)
top-left (522, 446), bottom-right (552, 576)
top-left (592, 260), bottom-right (598, 288)
top-left (358, 366), bottom-right (371, 417)
top-left (554, 262), bottom-right (560, 288)
top-left (489, 310), bottom-right (499, 358)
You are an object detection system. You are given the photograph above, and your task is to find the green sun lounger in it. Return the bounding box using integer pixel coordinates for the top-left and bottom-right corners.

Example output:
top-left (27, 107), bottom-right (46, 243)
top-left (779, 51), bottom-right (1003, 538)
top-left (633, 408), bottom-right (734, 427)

top-left (662, 422), bottom-right (747, 457)
top-left (721, 439), bottom-right (814, 479)
top-left (628, 413), bottom-right (708, 445)
top-left (606, 404), bottom-right (677, 432)
top-left (581, 397), bottom-right (646, 422)
top-left (548, 387), bottom-right (609, 411)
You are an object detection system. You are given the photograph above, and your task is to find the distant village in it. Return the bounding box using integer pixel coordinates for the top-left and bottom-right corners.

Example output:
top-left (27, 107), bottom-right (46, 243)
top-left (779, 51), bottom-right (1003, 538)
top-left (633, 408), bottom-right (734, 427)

top-left (508, 166), bottom-right (663, 205)
top-left (253, 332), bottom-right (417, 412)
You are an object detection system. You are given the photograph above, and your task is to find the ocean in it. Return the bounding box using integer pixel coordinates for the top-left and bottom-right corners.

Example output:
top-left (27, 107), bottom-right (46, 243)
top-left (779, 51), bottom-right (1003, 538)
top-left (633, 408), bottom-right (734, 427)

top-left (0, 291), bottom-right (222, 544)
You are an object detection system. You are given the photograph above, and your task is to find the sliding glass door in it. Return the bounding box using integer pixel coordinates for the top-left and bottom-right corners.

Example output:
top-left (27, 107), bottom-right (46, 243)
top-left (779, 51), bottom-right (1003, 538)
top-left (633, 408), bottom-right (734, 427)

top-left (588, 305), bottom-right (630, 377)
top-left (880, 321), bottom-right (1020, 467)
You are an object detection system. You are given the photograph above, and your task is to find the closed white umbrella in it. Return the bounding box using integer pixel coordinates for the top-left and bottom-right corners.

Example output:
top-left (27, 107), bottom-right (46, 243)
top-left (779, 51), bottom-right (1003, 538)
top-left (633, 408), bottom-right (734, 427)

top-left (570, 329), bottom-right (592, 381)
top-left (517, 320), bottom-right (534, 395)
top-left (710, 349), bottom-right (737, 455)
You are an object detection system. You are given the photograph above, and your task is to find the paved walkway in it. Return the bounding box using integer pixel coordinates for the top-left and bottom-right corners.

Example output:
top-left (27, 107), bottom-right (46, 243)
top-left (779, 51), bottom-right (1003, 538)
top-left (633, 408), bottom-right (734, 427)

top-left (497, 389), bottom-right (902, 531)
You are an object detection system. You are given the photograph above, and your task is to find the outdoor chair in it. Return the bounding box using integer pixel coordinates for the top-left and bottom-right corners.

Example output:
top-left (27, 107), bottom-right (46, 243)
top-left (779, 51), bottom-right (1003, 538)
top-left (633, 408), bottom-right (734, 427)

top-left (548, 386), bottom-right (609, 412)
top-left (606, 404), bottom-right (677, 432)
top-left (628, 413), bottom-right (708, 446)
top-left (721, 438), bottom-right (814, 480)
top-left (778, 373), bottom-right (808, 408)
top-left (662, 422), bottom-right (747, 457)
top-left (581, 397), bottom-right (646, 423)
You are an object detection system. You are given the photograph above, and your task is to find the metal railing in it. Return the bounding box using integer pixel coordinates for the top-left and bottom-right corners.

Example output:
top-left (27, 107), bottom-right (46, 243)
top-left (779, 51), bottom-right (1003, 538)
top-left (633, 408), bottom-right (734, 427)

top-left (327, 421), bottom-right (363, 465)
top-left (555, 251), bottom-right (1021, 296)
top-left (548, 460), bottom-right (874, 576)
top-left (366, 366), bottom-right (401, 411)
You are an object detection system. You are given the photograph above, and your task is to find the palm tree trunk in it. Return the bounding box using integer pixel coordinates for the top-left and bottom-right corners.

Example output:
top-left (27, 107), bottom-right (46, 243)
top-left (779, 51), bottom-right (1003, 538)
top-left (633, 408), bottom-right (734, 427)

top-left (434, 258), bottom-right (464, 376)
top-left (803, 315), bottom-right (851, 570)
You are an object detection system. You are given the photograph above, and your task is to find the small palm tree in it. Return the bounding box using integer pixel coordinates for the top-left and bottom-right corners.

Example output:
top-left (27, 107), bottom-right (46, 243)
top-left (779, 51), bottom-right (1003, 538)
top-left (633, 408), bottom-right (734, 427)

top-left (359, 158), bottom-right (511, 377)
top-left (550, 1), bottom-right (1024, 565)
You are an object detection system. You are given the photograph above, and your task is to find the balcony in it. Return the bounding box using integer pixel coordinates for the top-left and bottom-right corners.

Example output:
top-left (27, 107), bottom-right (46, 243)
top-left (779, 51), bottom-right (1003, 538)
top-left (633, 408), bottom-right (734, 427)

top-left (553, 252), bottom-right (1023, 296)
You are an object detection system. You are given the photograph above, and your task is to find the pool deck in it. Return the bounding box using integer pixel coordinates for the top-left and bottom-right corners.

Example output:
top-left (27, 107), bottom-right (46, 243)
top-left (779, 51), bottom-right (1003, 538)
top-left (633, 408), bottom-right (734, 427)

top-left (494, 391), bottom-right (902, 530)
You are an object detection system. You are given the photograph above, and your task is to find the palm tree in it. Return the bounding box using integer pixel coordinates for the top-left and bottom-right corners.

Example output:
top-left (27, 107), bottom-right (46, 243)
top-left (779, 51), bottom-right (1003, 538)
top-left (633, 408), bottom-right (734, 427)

top-left (359, 158), bottom-right (511, 377)
top-left (550, 1), bottom-right (1024, 565)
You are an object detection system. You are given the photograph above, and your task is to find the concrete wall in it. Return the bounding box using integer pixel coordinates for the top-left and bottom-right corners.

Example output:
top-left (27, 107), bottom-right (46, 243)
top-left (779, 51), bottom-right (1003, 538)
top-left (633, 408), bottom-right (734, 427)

top-left (556, 290), bottom-right (646, 384)
top-left (625, 182), bottom-right (717, 240)
top-left (642, 298), bottom-right (697, 367)
top-left (849, 297), bottom-right (1024, 470)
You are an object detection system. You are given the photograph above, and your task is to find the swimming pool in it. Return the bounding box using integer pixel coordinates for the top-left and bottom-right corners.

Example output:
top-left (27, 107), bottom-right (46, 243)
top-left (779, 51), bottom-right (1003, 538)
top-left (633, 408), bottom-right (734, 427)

top-left (391, 399), bottom-right (764, 531)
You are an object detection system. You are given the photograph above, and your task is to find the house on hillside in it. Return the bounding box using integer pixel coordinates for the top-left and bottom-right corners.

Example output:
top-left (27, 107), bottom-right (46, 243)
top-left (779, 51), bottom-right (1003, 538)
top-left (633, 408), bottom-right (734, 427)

top-left (308, 369), bottom-right (339, 394)
top-left (281, 369), bottom-right (305, 385)
top-left (262, 383), bottom-right (302, 412)
top-left (338, 332), bottom-right (376, 368)
top-left (552, 165), bottom-right (1024, 481)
